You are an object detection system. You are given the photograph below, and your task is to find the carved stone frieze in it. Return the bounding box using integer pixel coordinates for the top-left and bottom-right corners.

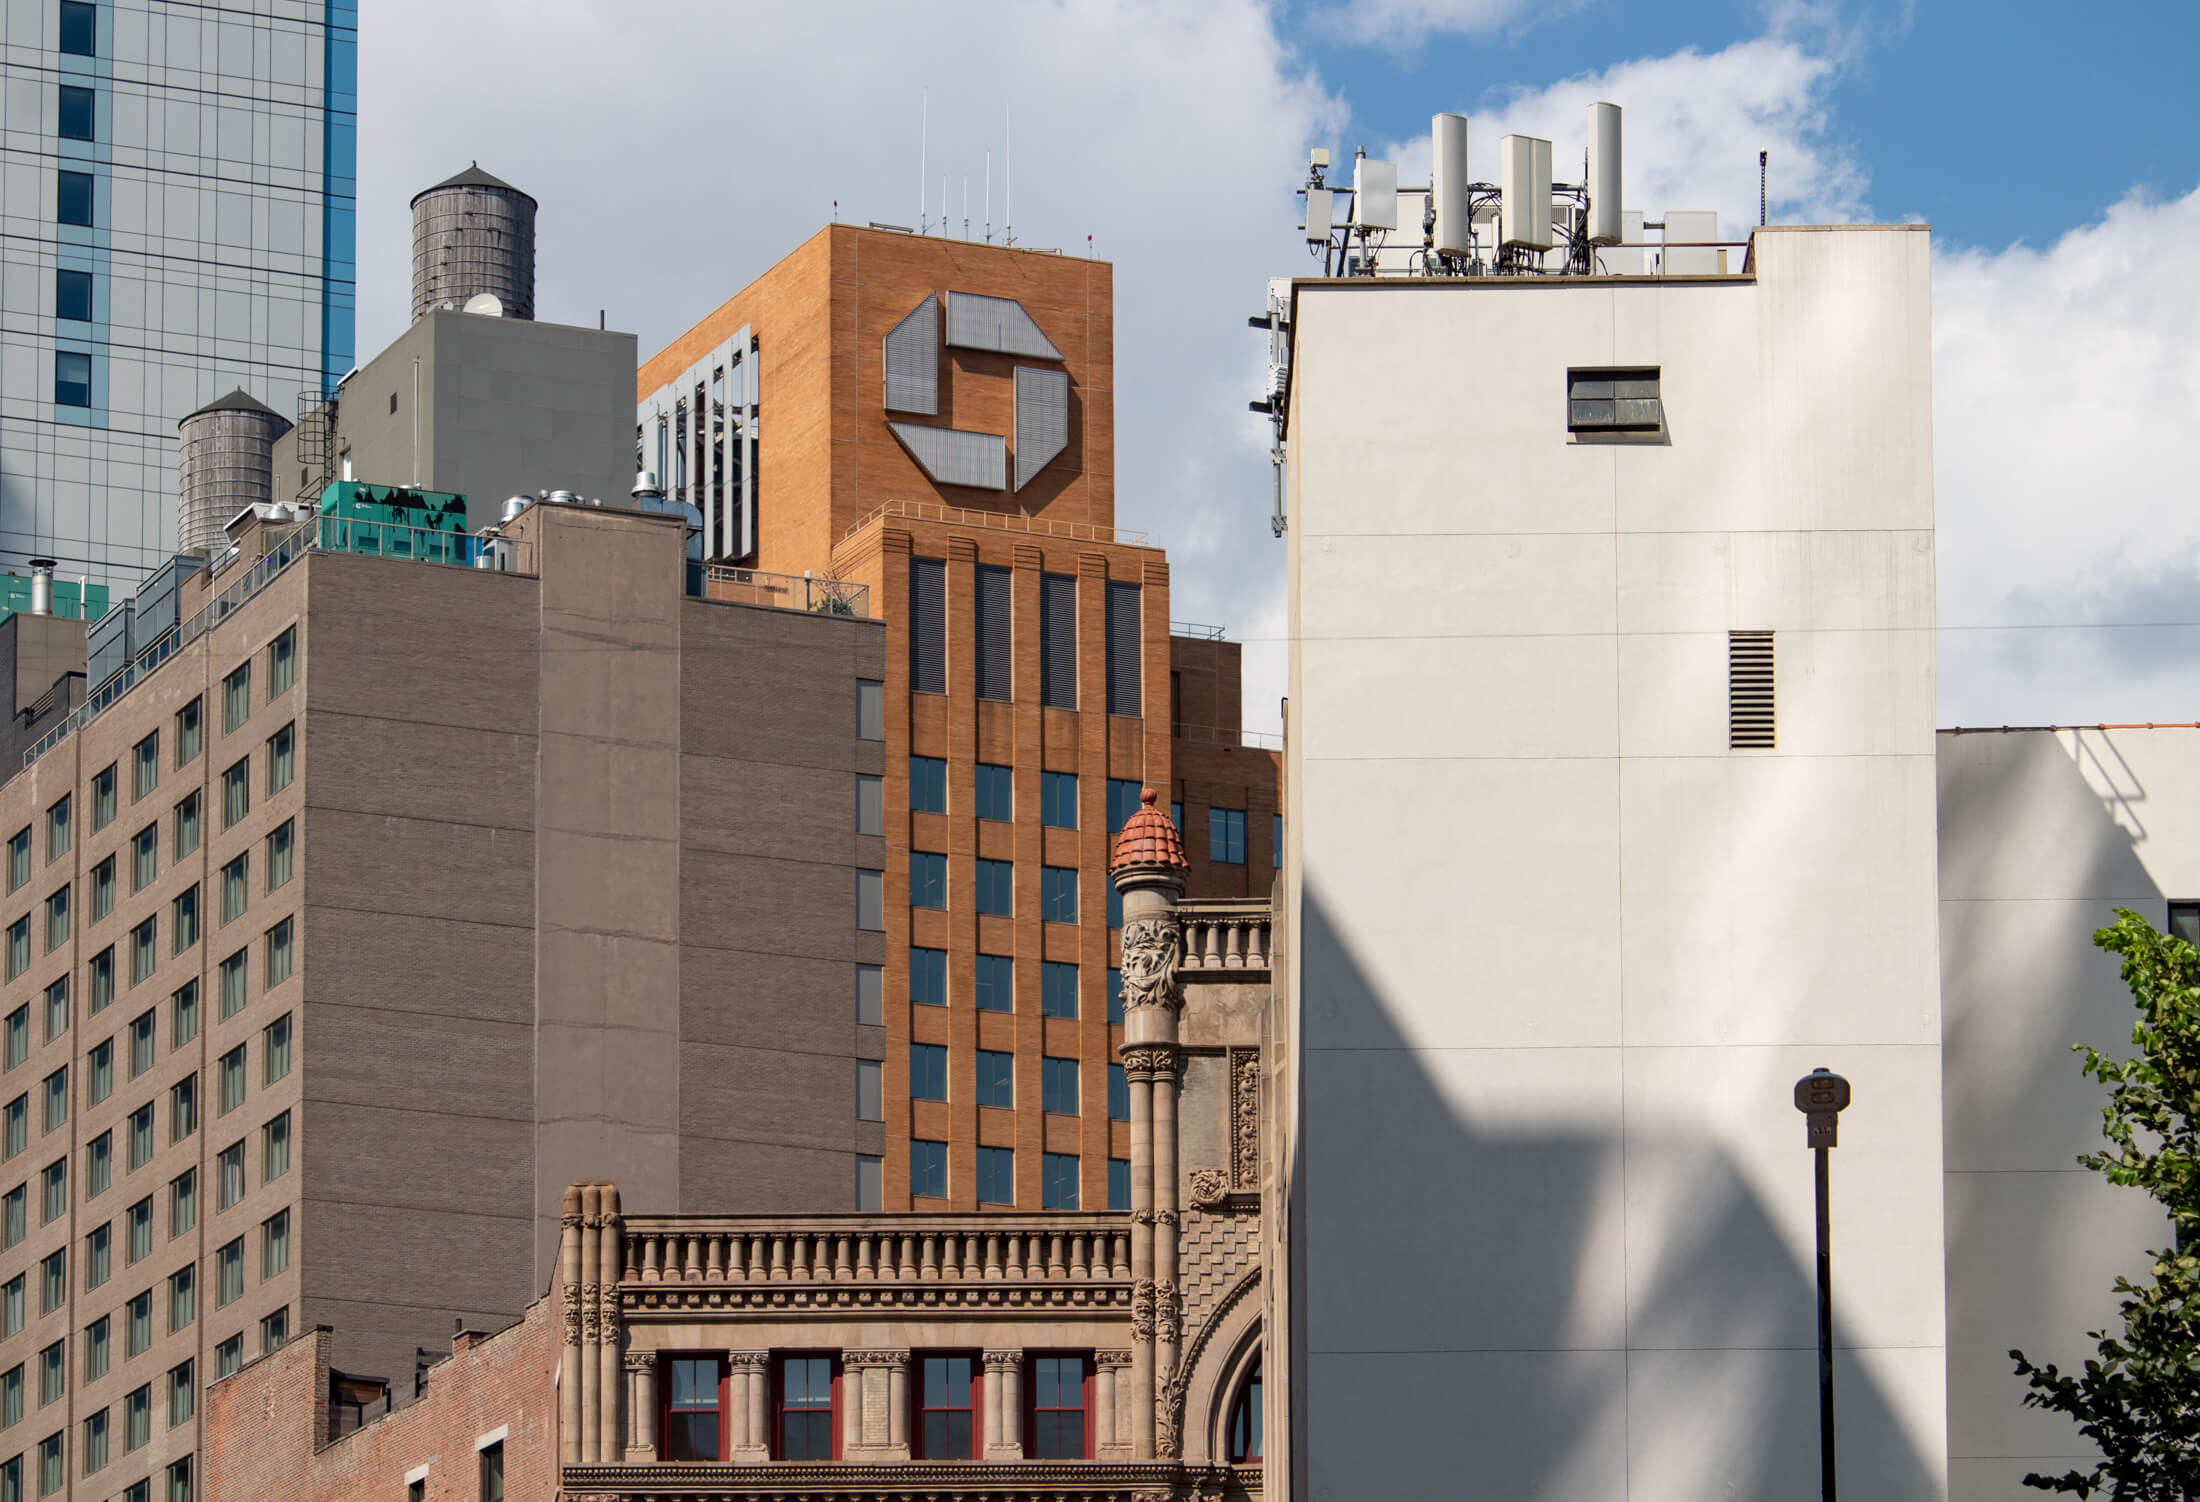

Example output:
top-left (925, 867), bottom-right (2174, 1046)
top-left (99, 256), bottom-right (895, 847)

top-left (1119, 919), bottom-right (1184, 1013)
top-left (1229, 1048), bottom-right (1260, 1192)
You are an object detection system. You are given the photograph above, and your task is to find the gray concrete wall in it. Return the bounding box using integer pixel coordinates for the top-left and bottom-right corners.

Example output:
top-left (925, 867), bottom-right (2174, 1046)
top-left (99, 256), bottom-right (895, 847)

top-left (275, 310), bottom-right (636, 533)
top-left (1284, 226), bottom-right (1945, 1500)
top-left (1938, 727), bottom-right (2188, 1501)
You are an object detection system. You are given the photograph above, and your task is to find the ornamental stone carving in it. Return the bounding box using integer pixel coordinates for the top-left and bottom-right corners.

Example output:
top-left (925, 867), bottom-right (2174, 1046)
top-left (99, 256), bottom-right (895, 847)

top-left (1131, 1279), bottom-right (1157, 1342)
top-left (982, 1350), bottom-right (1021, 1373)
top-left (1120, 1046), bottom-right (1179, 1083)
top-left (843, 1349), bottom-right (910, 1370)
top-left (560, 1282), bottom-right (583, 1344)
top-left (1187, 1169), bottom-right (1230, 1209)
top-left (580, 1283), bottom-right (600, 1341)
top-left (727, 1350), bottom-right (769, 1372)
top-left (622, 1351), bottom-right (653, 1374)
top-left (1154, 1278), bottom-right (1181, 1333)
top-left (1155, 1372), bottom-right (1187, 1459)
top-left (1118, 919), bottom-right (1183, 1013)
top-left (1230, 1048), bottom-right (1261, 1191)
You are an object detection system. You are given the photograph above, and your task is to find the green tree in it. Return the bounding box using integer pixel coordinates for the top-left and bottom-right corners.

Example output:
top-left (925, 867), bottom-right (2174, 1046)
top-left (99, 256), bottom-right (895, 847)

top-left (2011, 908), bottom-right (2200, 1497)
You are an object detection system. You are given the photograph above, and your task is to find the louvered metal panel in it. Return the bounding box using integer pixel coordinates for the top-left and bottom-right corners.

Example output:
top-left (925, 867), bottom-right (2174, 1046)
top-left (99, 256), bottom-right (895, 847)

top-left (1014, 366), bottom-right (1069, 491)
top-left (1105, 580), bottom-right (1142, 716)
top-left (1040, 573), bottom-right (1077, 709)
top-left (910, 557), bottom-right (947, 695)
top-left (887, 422), bottom-right (1006, 491)
top-left (975, 564), bottom-right (1013, 701)
top-left (944, 290), bottom-right (1062, 360)
top-left (636, 325), bottom-right (755, 561)
top-left (883, 295), bottom-right (939, 414)
top-left (1729, 630), bottom-right (1775, 749)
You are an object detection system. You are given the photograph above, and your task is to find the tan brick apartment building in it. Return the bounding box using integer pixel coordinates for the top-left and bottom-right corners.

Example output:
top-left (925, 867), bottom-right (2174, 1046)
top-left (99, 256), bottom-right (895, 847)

top-left (639, 225), bottom-right (1280, 1216)
top-left (0, 498), bottom-right (885, 1500)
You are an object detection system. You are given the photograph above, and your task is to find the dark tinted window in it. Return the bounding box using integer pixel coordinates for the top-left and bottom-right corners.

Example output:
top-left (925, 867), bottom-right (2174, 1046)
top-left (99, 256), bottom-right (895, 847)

top-left (56, 269), bottom-right (91, 323)
top-left (58, 85), bottom-right (94, 141)
top-left (57, 171), bottom-right (92, 228)
top-left (55, 351), bottom-right (90, 407)
top-left (58, 2), bottom-right (95, 55)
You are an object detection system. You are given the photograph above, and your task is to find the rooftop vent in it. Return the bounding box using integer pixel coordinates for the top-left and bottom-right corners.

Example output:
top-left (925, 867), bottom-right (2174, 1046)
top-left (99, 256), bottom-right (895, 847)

top-left (1728, 631), bottom-right (1775, 749)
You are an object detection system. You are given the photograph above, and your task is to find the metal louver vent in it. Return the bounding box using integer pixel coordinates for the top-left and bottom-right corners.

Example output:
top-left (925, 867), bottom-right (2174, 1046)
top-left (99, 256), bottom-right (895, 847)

top-left (975, 564), bottom-right (1012, 701)
top-left (883, 296), bottom-right (938, 414)
top-left (945, 291), bottom-right (1063, 360)
top-left (888, 422), bottom-right (1006, 491)
top-left (1014, 366), bottom-right (1069, 491)
top-left (911, 557), bottom-right (947, 695)
top-left (1729, 630), bottom-right (1775, 749)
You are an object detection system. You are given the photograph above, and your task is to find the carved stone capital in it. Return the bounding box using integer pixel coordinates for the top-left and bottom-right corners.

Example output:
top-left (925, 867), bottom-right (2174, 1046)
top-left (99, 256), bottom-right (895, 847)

top-left (560, 1212), bottom-right (584, 1232)
top-left (726, 1350), bottom-right (770, 1372)
top-left (1131, 1279), bottom-right (1157, 1342)
top-left (623, 1351), bottom-right (654, 1374)
top-left (580, 1283), bottom-right (601, 1342)
top-left (1154, 1279), bottom-right (1181, 1333)
top-left (1118, 919), bottom-right (1183, 1014)
top-left (560, 1283), bottom-right (583, 1346)
top-left (1154, 1208), bottom-right (1179, 1229)
top-left (843, 1348), bottom-right (911, 1370)
top-left (1187, 1168), bottom-right (1230, 1209)
top-left (1132, 1209), bottom-right (1156, 1227)
top-left (1094, 1348), bottom-right (1135, 1370)
top-left (981, 1349), bottom-right (1022, 1372)
top-left (1120, 1045), bottom-right (1179, 1082)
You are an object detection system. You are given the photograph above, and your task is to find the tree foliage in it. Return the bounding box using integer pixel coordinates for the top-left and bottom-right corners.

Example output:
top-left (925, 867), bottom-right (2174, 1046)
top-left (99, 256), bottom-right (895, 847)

top-left (2011, 908), bottom-right (2200, 1497)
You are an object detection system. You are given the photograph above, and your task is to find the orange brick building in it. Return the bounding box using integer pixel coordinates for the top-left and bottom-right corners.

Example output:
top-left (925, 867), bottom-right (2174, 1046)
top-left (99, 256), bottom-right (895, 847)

top-left (639, 227), bottom-right (1277, 1214)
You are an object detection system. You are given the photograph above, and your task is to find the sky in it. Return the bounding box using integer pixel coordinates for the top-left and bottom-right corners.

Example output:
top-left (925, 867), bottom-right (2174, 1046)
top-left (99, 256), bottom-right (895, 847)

top-left (355, 0), bottom-right (2200, 735)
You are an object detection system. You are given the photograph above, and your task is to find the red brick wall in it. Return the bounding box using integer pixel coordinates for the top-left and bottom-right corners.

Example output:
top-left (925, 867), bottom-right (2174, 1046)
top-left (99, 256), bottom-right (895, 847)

top-left (204, 1297), bottom-right (558, 1502)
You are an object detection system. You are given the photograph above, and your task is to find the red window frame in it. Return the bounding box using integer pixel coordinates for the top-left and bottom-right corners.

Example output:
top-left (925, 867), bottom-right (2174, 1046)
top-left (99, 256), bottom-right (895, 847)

top-left (912, 1351), bottom-right (982, 1460)
top-left (773, 1352), bottom-right (840, 1461)
top-left (1023, 1351), bottom-right (1093, 1460)
top-left (1227, 1360), bottom-right (1263, 1462)
top-left (658, 1352), bottom-right (728, 1462)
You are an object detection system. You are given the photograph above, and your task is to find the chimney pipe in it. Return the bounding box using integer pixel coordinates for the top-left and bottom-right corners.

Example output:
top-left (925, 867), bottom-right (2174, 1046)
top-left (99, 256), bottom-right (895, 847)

top-left (27, 560), bottom-right (55, 617)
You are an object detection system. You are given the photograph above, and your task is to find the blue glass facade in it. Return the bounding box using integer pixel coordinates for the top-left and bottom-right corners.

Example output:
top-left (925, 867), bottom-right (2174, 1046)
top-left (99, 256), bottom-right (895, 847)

top-left (320, 2), bottom-right (357, 392)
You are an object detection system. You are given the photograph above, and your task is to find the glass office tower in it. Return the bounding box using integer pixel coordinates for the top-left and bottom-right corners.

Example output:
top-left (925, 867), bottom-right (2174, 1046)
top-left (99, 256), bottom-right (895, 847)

top-left (0, 0), bottom-right (356, 595)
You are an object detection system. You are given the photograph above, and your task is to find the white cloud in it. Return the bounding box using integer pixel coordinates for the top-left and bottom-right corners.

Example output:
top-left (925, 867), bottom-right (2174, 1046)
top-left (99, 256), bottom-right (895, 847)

top-left (1309, 0), bottom-right (1572, 48)
top-left (1933, 184), bottom-right (2200, 726)
top-left (356, 0), bottom-right (1333, 738)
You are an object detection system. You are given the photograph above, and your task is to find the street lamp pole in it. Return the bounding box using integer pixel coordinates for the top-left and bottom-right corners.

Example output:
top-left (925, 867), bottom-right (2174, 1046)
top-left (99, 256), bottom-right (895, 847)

top-left (1794, 1067), bottom-right (1851, 1502)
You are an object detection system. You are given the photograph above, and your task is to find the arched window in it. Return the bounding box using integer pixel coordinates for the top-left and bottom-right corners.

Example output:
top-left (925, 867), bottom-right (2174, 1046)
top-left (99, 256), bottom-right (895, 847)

top-left (1227, 1360), bottom-right (1262, 1463)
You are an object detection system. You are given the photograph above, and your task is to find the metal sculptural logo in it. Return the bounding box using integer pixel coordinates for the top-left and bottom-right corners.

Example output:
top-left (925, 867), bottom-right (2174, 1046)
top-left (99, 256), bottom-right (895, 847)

top-left (883, 290), bottom-right (1071, 494)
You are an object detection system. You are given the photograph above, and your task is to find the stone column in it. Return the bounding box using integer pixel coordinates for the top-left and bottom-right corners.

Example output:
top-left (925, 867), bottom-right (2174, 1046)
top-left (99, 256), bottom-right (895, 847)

top-left (1095, 1349), bottom-right (1133, 1455)
top-left (598, 1185), bottom-right (623, 1462)
top-left (1154, 1055), bottom-right (1183, 1446)
top-left (842, 1352), bottom-right (866, 1456)
top-left (887, 1355), bottom-right (910, 1456)
top-left (1127, 1049), bottom-right (1156, 1458)
top-left (729, 1351), bottom-right (770, 1460)
top-left (578, 1184), bottom-right (601, 1462)
top-left (625, 1352), bottom-right (657, 1460)
top-left (983, 1350), bottom-right (1024, 1459)
top-left (557, 1186), bottom-right (583, 1464)
top-left (842, 1350), bottom-right (910, 1459)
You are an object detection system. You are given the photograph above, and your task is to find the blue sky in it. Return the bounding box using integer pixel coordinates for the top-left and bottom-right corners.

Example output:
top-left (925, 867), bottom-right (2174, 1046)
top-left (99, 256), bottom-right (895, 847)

top-left (357, 0), bottom-right (2200, 733)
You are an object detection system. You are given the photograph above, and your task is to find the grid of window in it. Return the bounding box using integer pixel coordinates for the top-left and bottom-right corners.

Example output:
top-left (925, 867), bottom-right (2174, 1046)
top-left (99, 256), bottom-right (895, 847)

top-left (86, 1041), bottom-right (110, 1106)
top-left (2, 1097), bottom-right (22, 1160)
top-left (266, 723), bottom-right (294, 794)
top-left (663, 1358), bottom-right (722, 1462)
top-left (855, 775), bottom-right (883, 837)
top-left (221, 760), bottom-right (249, 828)
top-left (125, 1384), bottom-right (150, 1451)
top-left (126, 1107), bottom-right (151, 1172)
top-left (90, 857), bottom-right (112, 922)
top-left (39, 1162), bottom-right (64, 1225)
top-left (218, 1046), bottom-right (246, 1114)
top-left (909, 755), bottom-right (947, 814)
top-left (1040, 867), bottom-right (1078, 923)
top-left (2, 1008), bottom-right (21, 1069)
top-left (919, 1354), bottom-right (977, 1459)
top-left (170, 1078), bottom-right (195, 1142)
top-left (856, 868), bottom-right (883, 931)
top-left (1042, 1151), bottom-right (1081, 1210)
top-left (172, 886), bottom-right (199, 953)
top-left (172, 983), bottom-right (197, 1049)
top-left (974, 762), bottom-right (1012, 821)
top-left (126, 1202), bottom-right (149, 1265)
top-left (129, 917), bottom-right (156, 984)
top-left (43, 889), bottom-right (67, 953)
top-left (215, 1240), bottom-right (242, 1306)
top-left (221, 857), bottom-right (248, 924)
top-left (167, 1267), bottom-right (193, 1332)
top-left (975, 1049), bottom-right (1013, 1109)
top-left (216, 1143), bottom-right (243, 1211)
top-left (1040, 573), bottom-right (1076, 709)
top-left (910, 948), bottom-right (947, 1007)
top-left (86, 1132), bottom-right (110, 1199)
top-left (264, 1014), bottom-right (291, 1083)
top-left (1041, 961), bottom-right (1079, 1020)
top-left (4, 829), bottom-right (26, 892)
top-left (85, 1224), bottom-right (108, 1290)
top-left (1106, 778), bottom-right (1142, 833)
top-left (262, 1210), bottom-right (289, 1278)
top-left (974, 562), bottom-right (1013, 702)
top-left (4, 920), bottom-right (25, 982)
top-left (1, 1186), bottom-right (19, 1248)
top-left (974, 859), bottom-right (1012, 917)
top-left (1104, 581), bottom-right (1143, 715)
top-left (132, 733), bottom-right (159, 800)
top-left (974, 953), bottom-right (1012, 1013)
top-left (219, 950), bottom-right (248, 1018)
top-left (777, 1356), bottom-right (835, 1460)
top-left (42, 985), bottom-right (64, 1045)
top-left (909, 557), bottom-right (947, 696)
top-left (1109, 1157), bottom-right (1131, 1211)
top-left (130, 825), bottom-right (156, 893)
top-left (910, 1044), bottom-right (947, 1103)
top-left (39, 1251), bottom-right (63, 1314)
top-left (1109, 1064), bottom-right (1129, 1121)
top-left (40, 1070), bottom-right (65, 1133)
top-left (129, 1011), bottom-right (153, 1078)
top-left (856, 965), bottom-right (882, 1026)
top-left (857, 680), bottom-right (884, 741)
top-left (855, 1060), bottom-right (881, 1122)
top-left (90, 766), bottom-right (115, 831)
top-left (975, 1145), bottom-right (1013, 1206)
top-left (266, 920), bottom-right (293, 988)
top-left (167, 1360), bottom-right (193, 1425)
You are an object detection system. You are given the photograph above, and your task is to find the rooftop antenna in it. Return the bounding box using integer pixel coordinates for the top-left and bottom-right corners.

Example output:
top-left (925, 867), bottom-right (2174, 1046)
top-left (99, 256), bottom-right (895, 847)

top-left (919, 91), bottom-right (928, 234)
top-left (985, 151), bottom-right (992, 243)
top-left (963, 176), bottom-right (969, 240)
top-left (1760, 150), bottom-right (1768, 225)
top-left (1005, 104), bottom-right (1014, 247)
top-left (941, 175), bottom-right (947, 239)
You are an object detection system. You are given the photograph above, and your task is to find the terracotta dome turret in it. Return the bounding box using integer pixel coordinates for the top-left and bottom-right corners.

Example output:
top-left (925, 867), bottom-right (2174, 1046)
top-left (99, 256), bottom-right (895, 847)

top-left (1109, 787), bottom-right (1187, 878)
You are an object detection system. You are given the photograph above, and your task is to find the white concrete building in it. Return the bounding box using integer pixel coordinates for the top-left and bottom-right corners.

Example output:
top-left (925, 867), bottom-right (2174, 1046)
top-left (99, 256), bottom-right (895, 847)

top-left (1278, 224), bottom-right (1945, 1499)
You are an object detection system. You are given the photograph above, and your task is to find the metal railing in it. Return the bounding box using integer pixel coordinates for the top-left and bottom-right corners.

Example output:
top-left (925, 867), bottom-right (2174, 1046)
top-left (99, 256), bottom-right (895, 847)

top-left (1170, 620), bottom-right (1227, 641)
top-left (841, 497), bottom-right (1149, 549)
top-left (1173, 721), bottom-right (1283, 752)
top-left (699, 565), bottom-right (869, 618)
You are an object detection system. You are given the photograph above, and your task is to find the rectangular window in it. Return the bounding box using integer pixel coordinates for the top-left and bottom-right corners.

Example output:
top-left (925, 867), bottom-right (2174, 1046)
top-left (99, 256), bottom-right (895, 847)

top-left (975, 1049), bottom-right (1013, 1109)
top-left (90, 857), bottom-right (112, 921)
top-left (2, 1097), bottom-right (22, 1159)
top-left (975, 564), bottom-right (1013, 701)
top-left (173, 792), bottom-right (200, 861)
top-left (54, 268), bottom-right (91, 324)
top-left (478, 1439), bottom-right (502, 1501)
top-left (1274, 812), bottom-right (1284, 869)
top-left (58, 1), bottom-right (96, 55)
top-left (0, 1364), bottom-right (17, 1426)
top-left (1040, 771), bottom-right (1078, 829)
top-left (855, 964), bottom-right (882, 1026)
top-left (129, 917), bottom-right (155, 984)
top-left (126, 1106), bottom-right (151, 1170)
top-left (85, 1131), bottom-right (109, 1198)
top-left (125, 1384), bottom-right (150, 1449)
top-left (1040, 573), bottom-right (1076, 709)
top-left (130, 825), bottom-right (156, 892)
top-left (910, 947), bottom-right (947, 1007)
top-left (215, 1240), bottom-right (242, 1306)
top-left (261, 1111), bottom-right (290, 1181)
top-left (909, 556), bottom-right (947, 695)
top-left (44, 800), bottom-right (68, 864)
top-left (856, 679), bottom-right (884, 741)
top-left (1729, 629), bottom-right (1776, 749)
top-left (0, 1277), bottom-right (18, 1337)
top-left (856, 1154), bottom-right (882, 1211)
top-left (40, 1070), bottom-right (64, 1133)
top-left (84, 1223), bottom-right (108, 1289)
top-left (1041, 867), bottom-right (1077, 924)
top-left (1047, 963), bottom-right (1082, 1020)
top-left (39, 1161), bottom-right (63, 1224)
top-left (90, 766), bottom-right (115, 831)
top-left (221, 759), bottom-right (249, 828)
top-left (58, 84), bottom-right (93, 141)
top-left (86, 1040), bottom-right (109, 1106)
top-left (2, 1009), bottom-right (21, 1069)
top-left (909, 852), bottom-right (947, 910)
top-left (126, 1200), bottom-right (149, 1264)
top-left (1104, 581), bottom-right (1142, 715)
top-left (974, 763), bottom-right (1012, 822)
top-left (132, 734), bottom-right (159, 800)
top-left (1109, 1157), bottom-right (1131, 1210)
top-left (43, 888), bottom-right (67, 953)
top-left (57, 169), bottom-right (93, 227)
top-left (855, 775), bottom-right (883, 836)
top-left (911, 1139), bottom-right (948, 1200)
top-left (260, 1210), bottom-right (288, 1279)
top-left (909, 755), bottom-right (947, 814)
top-left (216, 1142), bottom-right (243, 1210)
top-left (36, 1432), bottom-right (59, 1497)
top-left (974, 953), bottom-right (1012, 1013)
top-left (218, 951), bottom-right (247, 1018)
top-left (776, 1356), bottom-right (836, 1460)
top-left (170, 1076), bottom-right (195, 1141)
top-left (918, 1354), bottom-right (978, 1459)
top-left (172, 886), bottom-right (198, 954)
top-left (80, 1407), bottom-right (107, 1475)
top-left (55, 350), bottom-right (91, 408)
top-left (4, 831), bottom-right (25, 893)
top-left (1566, 366), bottom-right (1664, 433)
top-left (1029, 1355), bottom-right (1089, 1458)
top-left (168, 1456), bottom-right (192, 1502)
top-left (1109, 1063), bottom-right (1129, 1121)
top-left (1, 1186), bottom-right (19, 1248)
top-left (129, 1010), bottom-right (153, 1077)
top-left (910, 1043), bottom-right (947, 1103)
top-left (1209, 807), bottom-right (1247, 865)
top-left (1106, 778), bottom-right (1143, 834)
top-left (1042, 1151), bottom-right (1080, 1210)
top-left (166, 1266), bottom-right (192, 1332)
top-left (1107, 873), bottom-right (1122, 929)
top-left (166, 1361), bottom-right (193, 1425)
top-left (167, 1170), bottom-right (194, 1237)
top-left (218, 1046), bottom-right (245, 1114)
top-left (5, 920), bottom-right (26, 981)
top-left (1042, 1057), bottom-right (1079, 1116)
top-left (221, 857), bottom-right (247, 923)
top-left (38, 1252), bottom-right (62, 1314)
top-left (974, 858), bottom-right (1012, 917)
top-left (223, 665), bottom-right (250, 734)
top-left (267, 630), bottom-right (295, 699)
top-left (855, 1060), bottom-right (882, 1122)
top-left (663, 1357), bottom-right (723, 1461)
top-left (265, 724), bottom-right (294, 794)
top-left (265, 920), bottom-right (293, 989)
top-left (975, 1145), bottom-right (1014, 1206)
top-left (263, 1014), bottom-right (291, 1083)
top-left (212, 1339), bottom-right (240, 1381)
top-left (856, 868), bottom-right (884, 931)
top-left (171, 982), bottom-right (196, 1049)
top-left (42, 984), bottom-right (65, 1045)
top-left (89, 947), bottom-right (112, 1012)
top-left (175, 699), bottom-right (201, 768)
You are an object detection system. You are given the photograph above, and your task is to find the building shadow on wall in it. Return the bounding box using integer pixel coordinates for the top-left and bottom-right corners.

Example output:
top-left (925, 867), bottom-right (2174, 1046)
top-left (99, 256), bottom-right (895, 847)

top-left (1291, 890), bottom-right (1937, 1501)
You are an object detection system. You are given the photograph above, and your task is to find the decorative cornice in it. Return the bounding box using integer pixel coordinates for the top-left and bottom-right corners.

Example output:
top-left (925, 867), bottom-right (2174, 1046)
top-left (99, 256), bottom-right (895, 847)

top-left (557, 1458), bottom-right (1254, 1501)
top-left (626, 1283), bottom-right (1131, 1316)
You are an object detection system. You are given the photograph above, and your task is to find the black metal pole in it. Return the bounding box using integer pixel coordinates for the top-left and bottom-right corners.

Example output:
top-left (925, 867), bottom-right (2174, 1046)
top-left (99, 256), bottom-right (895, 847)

top-left (1815, 1141), bottom-right (1836, 1502)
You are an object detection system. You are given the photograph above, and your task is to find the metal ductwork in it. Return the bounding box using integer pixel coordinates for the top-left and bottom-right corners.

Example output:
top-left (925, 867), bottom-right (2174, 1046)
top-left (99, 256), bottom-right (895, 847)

top-left (27, 560), bottom-right (55, 617)
top-left (410, 163), bottom-right (537, 323)
top-left (177, 389), bottom-right (292, 555)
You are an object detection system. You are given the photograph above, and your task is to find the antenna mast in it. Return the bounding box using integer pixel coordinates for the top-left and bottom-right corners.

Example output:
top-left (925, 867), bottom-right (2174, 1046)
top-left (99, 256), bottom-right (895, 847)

top-left (1005, 105), bottom-right (1014, 247)
top-left (919, 91), bottom-right (928, 234)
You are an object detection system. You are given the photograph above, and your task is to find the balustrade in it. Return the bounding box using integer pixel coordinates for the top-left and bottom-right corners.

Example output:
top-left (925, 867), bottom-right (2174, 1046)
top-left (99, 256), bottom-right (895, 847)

top-left (1178, 901), bottom-right (1273, 973)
